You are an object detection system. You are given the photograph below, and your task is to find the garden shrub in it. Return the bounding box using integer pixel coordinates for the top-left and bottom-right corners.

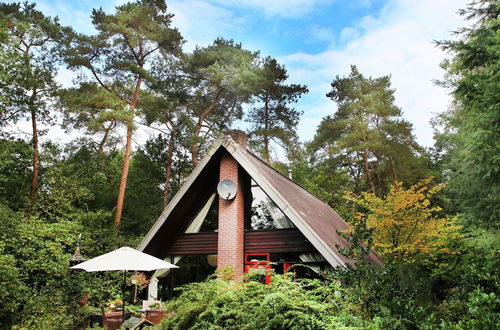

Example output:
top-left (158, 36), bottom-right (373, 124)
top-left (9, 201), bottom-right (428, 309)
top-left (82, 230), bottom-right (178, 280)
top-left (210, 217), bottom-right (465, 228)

top-left (0, 243), bottom-right (26, 328)
top-left (157, 273), bottom-right (368, 330)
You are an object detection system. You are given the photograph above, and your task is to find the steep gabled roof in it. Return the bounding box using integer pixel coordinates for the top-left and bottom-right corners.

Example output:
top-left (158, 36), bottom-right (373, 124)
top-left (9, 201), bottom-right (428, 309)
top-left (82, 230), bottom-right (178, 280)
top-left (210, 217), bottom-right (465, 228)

top-left (138, 136), bottom-right (383, 267)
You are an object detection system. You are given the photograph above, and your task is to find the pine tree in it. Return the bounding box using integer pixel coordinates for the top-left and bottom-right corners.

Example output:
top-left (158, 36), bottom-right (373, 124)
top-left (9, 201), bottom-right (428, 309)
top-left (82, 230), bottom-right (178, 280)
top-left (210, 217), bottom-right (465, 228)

top-left (313, 65), bottom-right (426, 196)
top-left (0, 2), bottom-right (71, 207)
top-left (183, 38), bottom-right (261, 166)
top-left (141, 56), bottom-right (193, 207)
top-left (58, 82), bottom-right (123, 156)
top-left (246, 57), bottom-right (308, 163)
top-left (63, 0), bottom-right (182, 225)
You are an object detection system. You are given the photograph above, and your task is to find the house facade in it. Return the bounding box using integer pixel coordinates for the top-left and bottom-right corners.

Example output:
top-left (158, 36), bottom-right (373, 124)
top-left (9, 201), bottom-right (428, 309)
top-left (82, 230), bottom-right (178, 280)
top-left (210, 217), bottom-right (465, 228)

top-left (138, 131), bottom-right (382, 287)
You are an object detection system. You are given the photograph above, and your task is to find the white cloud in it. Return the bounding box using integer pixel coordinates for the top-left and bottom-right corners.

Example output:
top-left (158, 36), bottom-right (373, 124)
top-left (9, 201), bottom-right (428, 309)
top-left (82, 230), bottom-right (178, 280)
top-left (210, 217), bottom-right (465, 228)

top-left (31, 0), bottom-right (107, 34)
top-left (281, 0), bottom-right (469, 147)
top-left (209, 0), bottom-right (334, 17)
top-left (168, 0), bottom-right (246, 50)
top-left (339, 27), bottom-right (360, 43)
top-left (310, 27), bottom-right (336, 43)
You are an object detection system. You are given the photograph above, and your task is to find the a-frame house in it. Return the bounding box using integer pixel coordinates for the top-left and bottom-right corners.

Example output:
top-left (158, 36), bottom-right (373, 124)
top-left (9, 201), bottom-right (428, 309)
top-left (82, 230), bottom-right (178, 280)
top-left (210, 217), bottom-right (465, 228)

top-left (138, 131), bottom-right (382, 283)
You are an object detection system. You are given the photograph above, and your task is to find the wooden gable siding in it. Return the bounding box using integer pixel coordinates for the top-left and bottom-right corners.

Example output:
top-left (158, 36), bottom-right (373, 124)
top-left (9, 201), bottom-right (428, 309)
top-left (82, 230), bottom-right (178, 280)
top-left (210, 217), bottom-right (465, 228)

top-left (166, 232), bottom-right (218, 255)
top-left (164, 229), bottom-right (314, 256)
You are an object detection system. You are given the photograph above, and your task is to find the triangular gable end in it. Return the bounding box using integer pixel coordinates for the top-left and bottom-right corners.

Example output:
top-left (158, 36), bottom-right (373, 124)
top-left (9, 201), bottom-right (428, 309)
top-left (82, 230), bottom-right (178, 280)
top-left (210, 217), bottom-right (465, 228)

top-left (138, 136), bottom-right (383, 268)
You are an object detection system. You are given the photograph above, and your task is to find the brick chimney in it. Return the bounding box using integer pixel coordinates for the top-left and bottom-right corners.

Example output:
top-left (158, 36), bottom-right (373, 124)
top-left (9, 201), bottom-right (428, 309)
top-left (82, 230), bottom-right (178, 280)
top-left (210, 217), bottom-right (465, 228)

top-left (217, 131), bottom-right (247, 281)
top-left (224, 129), bottom-right (248, 149)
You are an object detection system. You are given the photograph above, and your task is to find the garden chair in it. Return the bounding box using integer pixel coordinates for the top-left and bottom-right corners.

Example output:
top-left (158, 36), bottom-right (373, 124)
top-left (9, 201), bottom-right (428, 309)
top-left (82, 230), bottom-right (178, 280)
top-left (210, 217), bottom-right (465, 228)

top-left (99, 305), bottom-right (123, 330)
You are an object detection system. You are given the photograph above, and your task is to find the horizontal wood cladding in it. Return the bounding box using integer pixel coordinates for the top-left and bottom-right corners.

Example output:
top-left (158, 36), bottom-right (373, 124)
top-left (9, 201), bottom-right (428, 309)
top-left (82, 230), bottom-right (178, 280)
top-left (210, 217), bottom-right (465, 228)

top-left (165, 229), bottom-right (315, 256)
top-left (245, 229), bottom-right (315, 254)
top-left (166, 232), bottom-right (218, 255)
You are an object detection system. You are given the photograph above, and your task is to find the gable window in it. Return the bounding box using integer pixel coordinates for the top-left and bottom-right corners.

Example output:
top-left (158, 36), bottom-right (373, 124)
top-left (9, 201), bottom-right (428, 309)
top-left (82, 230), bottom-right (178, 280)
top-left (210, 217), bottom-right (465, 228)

top-left (184, 193), bottom-right (218, 233)
top-left (246, 180), bottom-right (296, 230)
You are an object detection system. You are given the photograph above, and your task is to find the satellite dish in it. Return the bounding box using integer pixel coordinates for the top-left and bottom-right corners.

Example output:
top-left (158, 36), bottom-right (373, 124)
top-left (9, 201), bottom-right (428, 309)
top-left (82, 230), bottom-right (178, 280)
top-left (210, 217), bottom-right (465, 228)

top-left (217, 179), bottom-right (237, 200)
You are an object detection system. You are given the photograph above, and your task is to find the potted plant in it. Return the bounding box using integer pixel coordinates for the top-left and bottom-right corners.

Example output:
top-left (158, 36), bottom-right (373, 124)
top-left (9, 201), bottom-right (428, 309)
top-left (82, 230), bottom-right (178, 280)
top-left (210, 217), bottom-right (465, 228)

top-left (148, 302), bottom-right (161, 310)
top-left (107, 299), bottom-right (123, 312)
top-left (128, 272), bottom-right (150, 303)
top-left (145, 304), bottom-right (166, 325)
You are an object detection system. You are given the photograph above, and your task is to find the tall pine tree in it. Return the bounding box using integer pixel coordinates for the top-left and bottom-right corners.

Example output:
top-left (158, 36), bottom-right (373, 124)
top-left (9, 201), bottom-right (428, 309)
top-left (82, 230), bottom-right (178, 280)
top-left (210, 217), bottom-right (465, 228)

top-left (0, 2), bottom-right (70, 207)
top-left (182, 38), bottom-right (261, 167)
top-left (246, 57), bottom-right (308, 163)
top-left (63, 0), bottom-right (182, 225)
top-left (313, 65), bottom-right (426, 196)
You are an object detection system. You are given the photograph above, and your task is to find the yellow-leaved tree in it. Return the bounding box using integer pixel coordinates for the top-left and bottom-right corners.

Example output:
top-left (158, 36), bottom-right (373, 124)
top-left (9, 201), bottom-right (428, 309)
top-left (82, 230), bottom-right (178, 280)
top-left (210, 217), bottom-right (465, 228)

top-left (345, 178), bottom-right (462, 263)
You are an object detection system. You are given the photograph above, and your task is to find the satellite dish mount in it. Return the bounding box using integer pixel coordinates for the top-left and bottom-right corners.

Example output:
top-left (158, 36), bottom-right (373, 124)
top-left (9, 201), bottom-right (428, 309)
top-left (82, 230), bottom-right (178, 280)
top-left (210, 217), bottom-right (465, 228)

top-left (217, 179), bottom-right (237, 201)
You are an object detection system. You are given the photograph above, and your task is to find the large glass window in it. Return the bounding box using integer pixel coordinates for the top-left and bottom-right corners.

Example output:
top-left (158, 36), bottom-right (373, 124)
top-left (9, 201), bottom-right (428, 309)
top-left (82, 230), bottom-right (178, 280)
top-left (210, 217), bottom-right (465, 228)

top-left (246, 180), bottom-right (296, 230)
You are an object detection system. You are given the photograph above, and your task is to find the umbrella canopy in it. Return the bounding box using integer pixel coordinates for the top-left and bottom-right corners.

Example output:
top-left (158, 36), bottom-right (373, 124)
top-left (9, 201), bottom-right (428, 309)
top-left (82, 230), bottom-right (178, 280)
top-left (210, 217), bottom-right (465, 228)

top-left (70, 246), bottom-right (177, 324)
top-left (70, 246), bottom-right (178, 272)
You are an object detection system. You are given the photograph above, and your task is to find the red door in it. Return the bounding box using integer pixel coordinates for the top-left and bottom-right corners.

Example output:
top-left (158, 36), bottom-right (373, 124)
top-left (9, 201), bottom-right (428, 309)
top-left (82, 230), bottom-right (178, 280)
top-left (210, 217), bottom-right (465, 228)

top-left (244, 253), bottom-right (271, 284)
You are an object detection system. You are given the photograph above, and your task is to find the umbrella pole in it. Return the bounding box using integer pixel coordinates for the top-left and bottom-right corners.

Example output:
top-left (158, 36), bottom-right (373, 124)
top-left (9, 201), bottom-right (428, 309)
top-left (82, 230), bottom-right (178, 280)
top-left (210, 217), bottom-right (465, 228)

top-left (122, 270), bottom-right (126, 324)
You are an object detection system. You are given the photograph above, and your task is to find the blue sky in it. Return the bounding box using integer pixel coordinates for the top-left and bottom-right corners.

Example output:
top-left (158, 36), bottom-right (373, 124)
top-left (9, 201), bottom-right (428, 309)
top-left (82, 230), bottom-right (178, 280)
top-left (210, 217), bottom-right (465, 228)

top-left (21, 0), bottom-right (469, 151)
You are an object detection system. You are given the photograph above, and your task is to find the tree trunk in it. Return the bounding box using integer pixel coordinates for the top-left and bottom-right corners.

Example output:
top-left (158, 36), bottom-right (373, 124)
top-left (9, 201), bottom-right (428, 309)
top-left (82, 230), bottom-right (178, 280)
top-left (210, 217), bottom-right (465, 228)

top-left (375, 158), bottom-right (382, 195)
top-left (263, 137), bottom-right (270, 164)
top-left (190, 140), bottom-right (199, 168)
top-left (97, 121), bottom-right (116, 156)
top-left (29, 101), bottom-right (39, 204)
top-left (190, 86), bottom-right (223, 167)
top-left (363, 148), bottom-right (376, 195)
top-left (163, 125), bottom-right (177, 208)
top-left (114, 77), bottom-right (142, 226)
top-left (115, 125), bottom-right (133, 226)
top-left (389, 154), bottom-right (398, 181)
top-left (263, 93), bottom-right (270, 163)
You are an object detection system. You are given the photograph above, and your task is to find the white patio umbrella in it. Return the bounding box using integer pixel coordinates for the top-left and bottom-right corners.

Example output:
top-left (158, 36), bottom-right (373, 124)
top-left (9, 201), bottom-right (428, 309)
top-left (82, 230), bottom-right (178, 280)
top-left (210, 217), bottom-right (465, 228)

top-left (71, 246), bottom-right (178, 323)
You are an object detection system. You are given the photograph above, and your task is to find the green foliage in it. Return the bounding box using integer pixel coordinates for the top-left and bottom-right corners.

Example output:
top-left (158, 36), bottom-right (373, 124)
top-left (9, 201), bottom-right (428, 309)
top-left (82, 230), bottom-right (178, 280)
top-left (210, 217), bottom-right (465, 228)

top-left (76, 210), bottom-right (118, 256)
top-left (0, 1), bottom-right (497, 329)
top-left (64, 0), bottom-right (183, 95)
top-left (62, 0), bottom-right (185, 225)
top-left (122, 138), bottom-right (166, 235)
top-left (31, 144), bottom-right (94, 220)
top-left (57, 82), bottom-right (124, 152)
top-left (3, 217), bottom-right (81, 290)
top-left (0, 1), bottom-right (72, 204)
top-left (158, 275), bottom-right (367, 330)
top-left (335, 211), bottom-right (374, 261)
top-left (436, 288), bottom-right (500, 329)
top-left (0, 203), bottom-right (122, 329)
top-left (182, 38), bottom-right (262, 164)
top-left (0, 241), bottom-right (26, 326)
top-left (435, 0), bottom-right (500, 228)
top-left (286, 144), bottom-right (351, 212)
top-left (0, 139), bottom-right (31, 210)
top-left (335, 261), bottom-right (443, 329)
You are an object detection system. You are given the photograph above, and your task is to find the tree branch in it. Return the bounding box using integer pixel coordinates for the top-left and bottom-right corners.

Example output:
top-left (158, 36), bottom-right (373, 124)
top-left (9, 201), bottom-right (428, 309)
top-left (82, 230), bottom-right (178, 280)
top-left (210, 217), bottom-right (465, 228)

top-left (88, 64), bottom-right (130, 104)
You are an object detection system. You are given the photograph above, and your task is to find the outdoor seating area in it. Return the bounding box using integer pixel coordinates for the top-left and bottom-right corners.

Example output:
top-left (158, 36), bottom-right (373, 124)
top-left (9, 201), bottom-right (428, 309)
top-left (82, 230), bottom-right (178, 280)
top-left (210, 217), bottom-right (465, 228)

top-left (71, 247), bottom-right (174, 329)
top-left (92, 301), bottom-right (167, 329)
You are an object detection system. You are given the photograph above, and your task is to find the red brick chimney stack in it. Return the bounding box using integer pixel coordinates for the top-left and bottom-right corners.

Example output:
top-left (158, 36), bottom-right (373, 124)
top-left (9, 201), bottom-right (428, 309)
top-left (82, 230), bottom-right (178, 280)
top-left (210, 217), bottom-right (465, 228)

top-left (224, 129), bottom-right (248, 149)
top-left (217, 130), bottom-right (247, 281)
